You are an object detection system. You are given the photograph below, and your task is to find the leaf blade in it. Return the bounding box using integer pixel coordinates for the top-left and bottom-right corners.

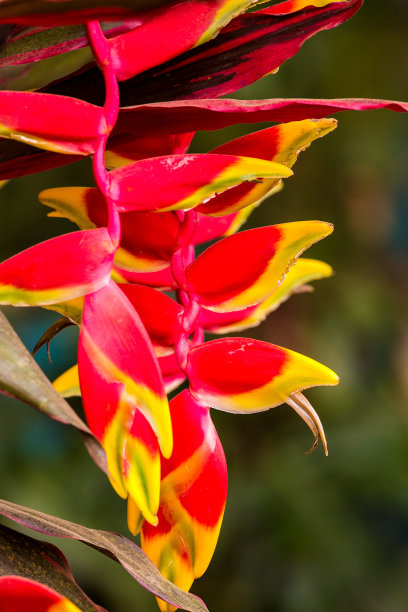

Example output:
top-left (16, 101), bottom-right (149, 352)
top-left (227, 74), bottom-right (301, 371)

top-left (0, 500), bottom-right (209, 612)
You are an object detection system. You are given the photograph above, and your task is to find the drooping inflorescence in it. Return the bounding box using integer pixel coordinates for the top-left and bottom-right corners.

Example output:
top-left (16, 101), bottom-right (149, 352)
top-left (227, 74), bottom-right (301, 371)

top-left (0, 1), bottom-right (407, 610)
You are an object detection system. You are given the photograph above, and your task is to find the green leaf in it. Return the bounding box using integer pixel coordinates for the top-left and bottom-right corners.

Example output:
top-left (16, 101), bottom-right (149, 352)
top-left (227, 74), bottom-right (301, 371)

top-left (0, 45), bottom-right (93, 92)
top-left (0, 524), bottom-right (105, 611)
top-left (0, 499), bottom-right (209, 612)
top-left (0, 309), bottom-right (107, 474)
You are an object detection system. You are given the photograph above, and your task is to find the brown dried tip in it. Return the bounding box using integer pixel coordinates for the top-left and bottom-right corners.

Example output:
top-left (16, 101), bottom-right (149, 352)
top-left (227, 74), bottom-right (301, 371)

top-left (32, 317), bottom-right (75, 364)
top-left (286, 391), bottom-right (328, 456)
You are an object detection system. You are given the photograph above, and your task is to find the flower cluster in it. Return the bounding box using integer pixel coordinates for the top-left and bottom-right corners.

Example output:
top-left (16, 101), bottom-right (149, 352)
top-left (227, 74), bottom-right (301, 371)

top-left (0, 1), bottom-right (407, 610)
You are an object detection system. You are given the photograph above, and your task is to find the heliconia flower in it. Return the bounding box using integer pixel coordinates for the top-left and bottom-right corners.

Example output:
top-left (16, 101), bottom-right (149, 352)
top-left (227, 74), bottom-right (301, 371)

top-left (0, 576), bottom-right (81, 612)
top-left (0, 229), bottom-right (115, 307)
top-left (109, 0), bottom-right (264, 81)
top-left (200, 258), bottom-right (333, 333)
top-left (185, 221), bottom-right (333, 312)
top-left (196, 118), bottom-right (337, 215)
top-left (44, 296), bottom-right (85, 324)
top-left (0, 91), bottom-right (107, 154)
top-left (137, 390), bottom-right (228, 612)
top-left (109, 153), bottom-right (293, 213)
top-left (186, 337), bottom-right (339, 454)
top-left (78, 279), bottom-right (172, 525)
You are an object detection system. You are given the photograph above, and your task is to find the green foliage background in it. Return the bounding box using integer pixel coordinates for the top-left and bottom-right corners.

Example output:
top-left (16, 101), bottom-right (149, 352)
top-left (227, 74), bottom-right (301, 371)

top-left (1, 1), bottom-right (408, 610)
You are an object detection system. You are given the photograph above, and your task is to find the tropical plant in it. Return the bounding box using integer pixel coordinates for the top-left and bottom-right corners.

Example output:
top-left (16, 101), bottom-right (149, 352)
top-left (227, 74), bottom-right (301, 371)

top-left (0, 1), bottom-right (406, 610)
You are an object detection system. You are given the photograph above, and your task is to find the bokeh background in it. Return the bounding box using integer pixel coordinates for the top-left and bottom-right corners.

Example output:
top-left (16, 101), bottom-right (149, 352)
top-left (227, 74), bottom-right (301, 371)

top-left (1, 1), bottom-right (408, 610)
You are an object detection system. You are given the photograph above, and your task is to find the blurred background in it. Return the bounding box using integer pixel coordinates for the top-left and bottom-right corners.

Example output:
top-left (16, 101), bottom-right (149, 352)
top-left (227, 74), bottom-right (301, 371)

top-left (1, 1), bottom-right (408, 610)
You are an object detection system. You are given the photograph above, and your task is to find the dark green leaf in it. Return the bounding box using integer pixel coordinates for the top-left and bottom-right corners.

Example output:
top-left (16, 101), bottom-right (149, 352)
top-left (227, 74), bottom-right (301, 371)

top-left (0, 500), bottom-right (209, 612)
top-left (0, 524), bottom-right (105, 611)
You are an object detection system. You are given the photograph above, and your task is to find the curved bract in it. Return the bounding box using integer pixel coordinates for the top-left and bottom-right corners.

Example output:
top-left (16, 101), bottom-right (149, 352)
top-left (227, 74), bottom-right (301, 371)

top-left (139, 390), bottom-right (228, 612)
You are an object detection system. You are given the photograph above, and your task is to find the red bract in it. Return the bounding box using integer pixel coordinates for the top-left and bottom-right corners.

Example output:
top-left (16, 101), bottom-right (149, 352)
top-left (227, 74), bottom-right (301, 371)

top-left (78, 280), bottom-right (172, 525)
top-left (0, 576), bottom-right (81, 612)
top-left (0, 91), bottom-right (107, 154)
top-left (108, 153), bottom-right (292, 213)
top-left (0, 229), bottom-right (115, 306)
top-left (185, 221), bottom-right (333, 311)
top-left (138, 390), bottom-right (228, 611)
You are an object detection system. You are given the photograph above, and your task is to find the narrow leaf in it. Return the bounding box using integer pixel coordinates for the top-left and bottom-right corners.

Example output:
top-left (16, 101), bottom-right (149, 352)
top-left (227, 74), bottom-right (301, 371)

top-left (0, 21), bottom-right (141, 67)
top-left (109, 0), bottom-right (264, 81)
top-left (0, 526), bottom-right (104, 612)
top-left (0, 500), bottom-right (209, 612)
top-left (111, 0), bottom-right (363, 104)
top-left (0, 1), bottom-right (176, 25)
top-left (0, 310), bottom-right (86, 431)
top-left (116, 97), bottom-right (408, 136)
